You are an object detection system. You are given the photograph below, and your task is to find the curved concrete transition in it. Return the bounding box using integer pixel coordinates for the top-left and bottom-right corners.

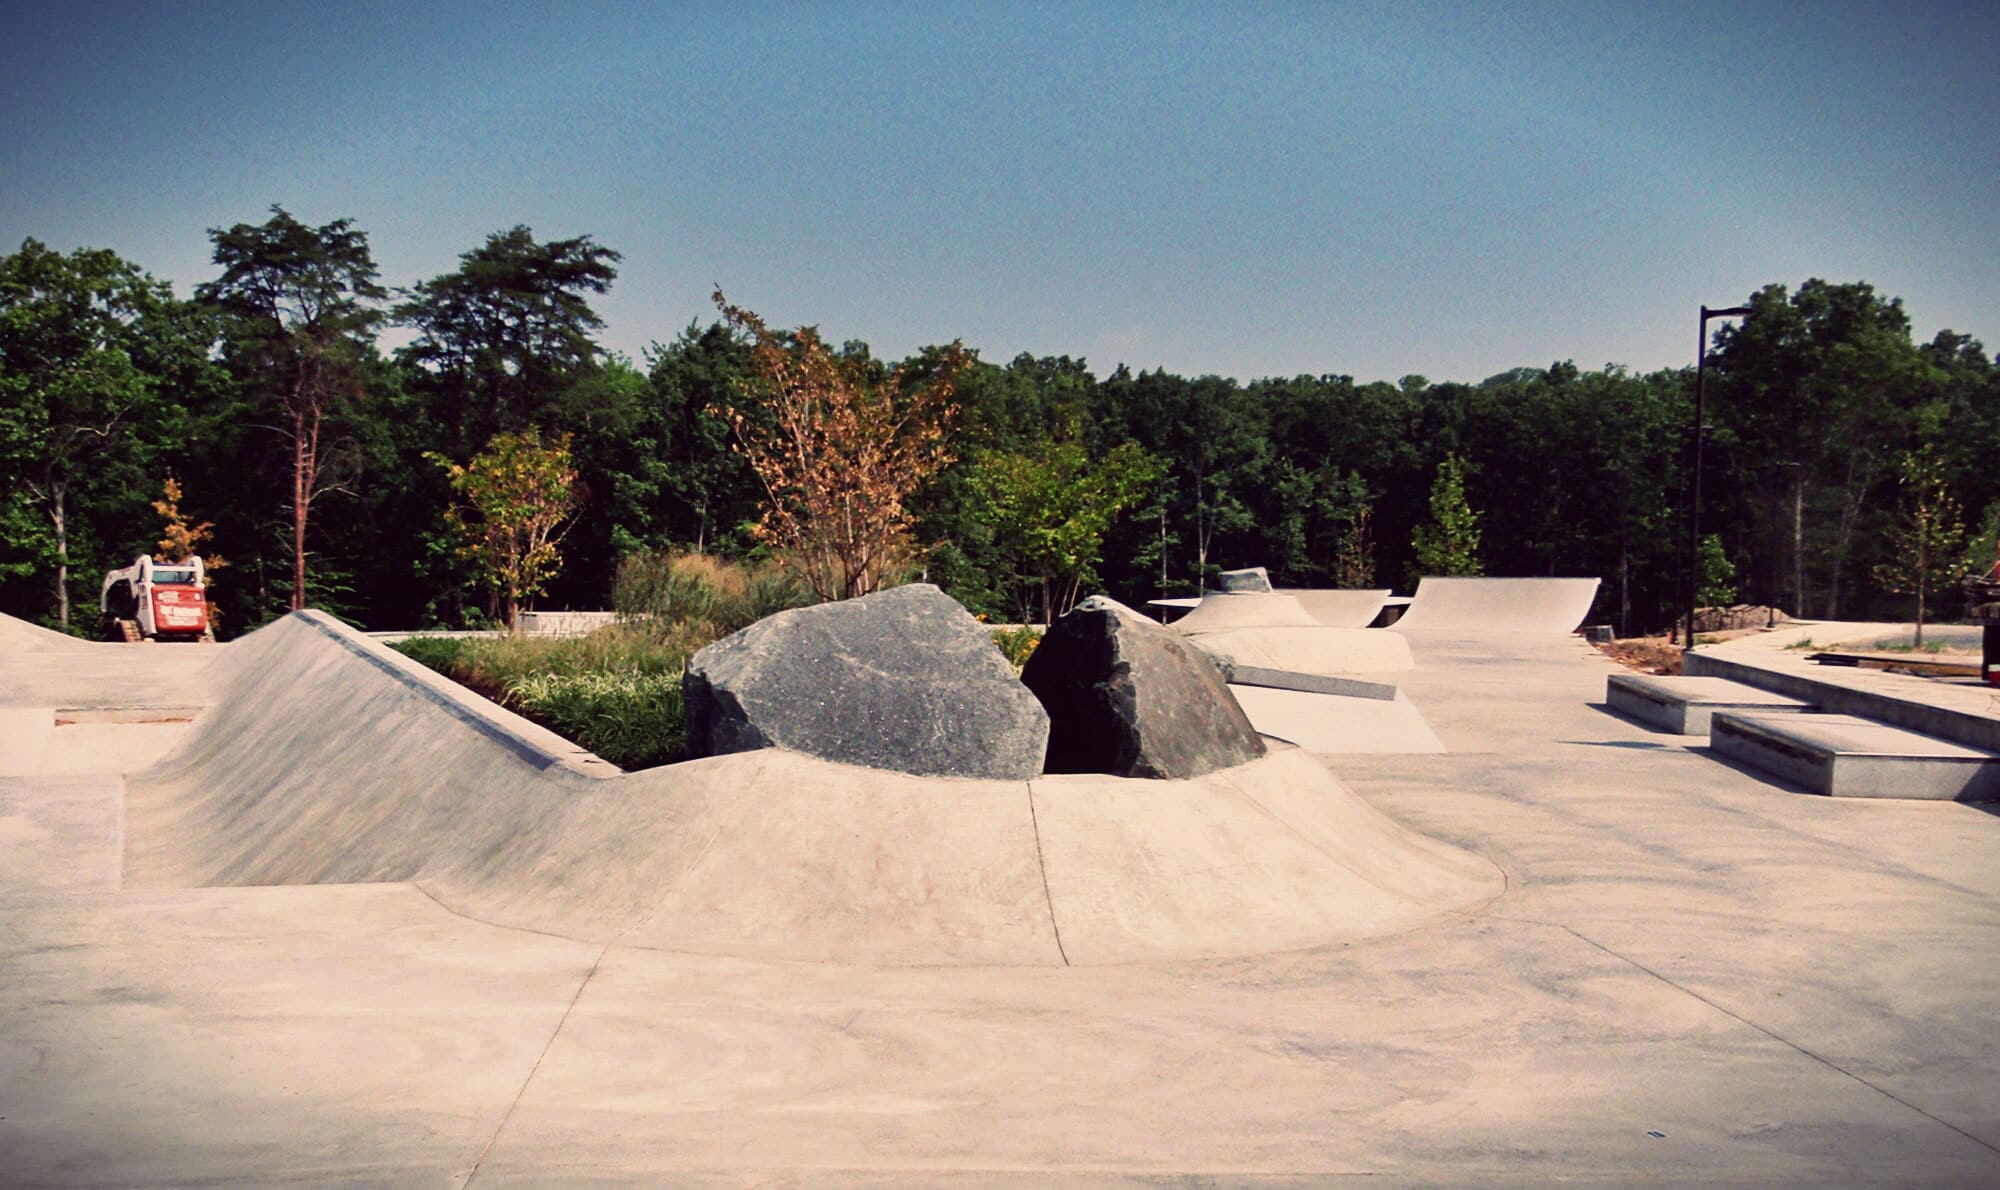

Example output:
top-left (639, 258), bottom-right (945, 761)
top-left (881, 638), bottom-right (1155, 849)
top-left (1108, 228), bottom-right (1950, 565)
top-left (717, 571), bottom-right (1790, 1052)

top-left (1394, 576), bottom-right (1601, 634)
top-left (1172, 592), bottom-right (1322, 633)
top-left (1276, 588), bottom-right (1393, 628)
top-left (122, 611), bottom-right (1501, 966)
top-left (1188, 626), bottom-right (1415, 676)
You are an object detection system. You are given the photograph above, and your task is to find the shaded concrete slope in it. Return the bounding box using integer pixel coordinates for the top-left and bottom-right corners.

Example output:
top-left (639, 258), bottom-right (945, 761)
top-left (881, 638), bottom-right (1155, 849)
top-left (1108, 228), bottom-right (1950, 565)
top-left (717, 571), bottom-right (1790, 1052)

top-left (1394, 576), bottom-right (1601, 634)
top-left (124, 610), bottom-right (1501, 966)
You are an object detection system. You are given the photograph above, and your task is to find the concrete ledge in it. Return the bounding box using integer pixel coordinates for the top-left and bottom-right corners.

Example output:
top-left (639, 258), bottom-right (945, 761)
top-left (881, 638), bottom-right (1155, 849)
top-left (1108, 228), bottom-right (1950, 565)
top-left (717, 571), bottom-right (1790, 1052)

top-left (1686, 647), bottom-right (2000, 753)
top-left (292, 610), bottom-right (619, 779)
top-left (1711, 711), bottom-right (2000, 801)
top-left (1227, 665), bottom-right (1398, 701)
top-left (1606, 674), bottom-right (1812, 735)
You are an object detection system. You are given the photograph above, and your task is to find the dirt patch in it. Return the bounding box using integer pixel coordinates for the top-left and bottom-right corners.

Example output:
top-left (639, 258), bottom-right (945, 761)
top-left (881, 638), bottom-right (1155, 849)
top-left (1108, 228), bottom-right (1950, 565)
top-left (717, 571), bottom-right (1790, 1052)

top-left (1594, 636), bottom-right (1682, 675)
top-left (1591, 624), bottom-right (1788, 676)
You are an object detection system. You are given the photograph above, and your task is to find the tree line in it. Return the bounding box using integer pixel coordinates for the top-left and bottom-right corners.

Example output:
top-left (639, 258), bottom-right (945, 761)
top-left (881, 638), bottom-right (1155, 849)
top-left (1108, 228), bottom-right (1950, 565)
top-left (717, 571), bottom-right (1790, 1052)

top-left (4, 208), bottom-right (1997, 639)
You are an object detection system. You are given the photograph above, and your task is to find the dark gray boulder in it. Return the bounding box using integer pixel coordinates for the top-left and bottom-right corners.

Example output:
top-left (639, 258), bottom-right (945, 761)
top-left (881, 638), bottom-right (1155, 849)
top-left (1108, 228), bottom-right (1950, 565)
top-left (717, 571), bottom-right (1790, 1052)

top-left (683, 584), bottom-right (1049, 779)
top-left (1021, 596), bottom-right (1266, 779)
top-left (1214, 566), bottom-right (1273, 593)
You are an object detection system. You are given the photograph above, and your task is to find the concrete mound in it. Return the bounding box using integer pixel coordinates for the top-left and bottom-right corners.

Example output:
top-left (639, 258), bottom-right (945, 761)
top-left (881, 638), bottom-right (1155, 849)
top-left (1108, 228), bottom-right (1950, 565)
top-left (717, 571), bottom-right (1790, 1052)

top-left (0, 612), bottom-right (97, 653)
top-left (683, 584), bottom-right (1049, 780)
top-left (1023, 596), bottom-right (1265, 779)
top-left (1394, 577), bottom-right (1601, 635)
top-left (1, 611), bottom-right (224, 710)
top-left (123, 609), bottom-right (1502, 965)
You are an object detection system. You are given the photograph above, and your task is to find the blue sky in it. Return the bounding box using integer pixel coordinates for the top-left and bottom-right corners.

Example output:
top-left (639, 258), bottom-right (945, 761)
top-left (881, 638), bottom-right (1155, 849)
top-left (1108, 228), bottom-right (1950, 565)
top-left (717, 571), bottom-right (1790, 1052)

top-left (3, 1), bottom-right (1994, 383)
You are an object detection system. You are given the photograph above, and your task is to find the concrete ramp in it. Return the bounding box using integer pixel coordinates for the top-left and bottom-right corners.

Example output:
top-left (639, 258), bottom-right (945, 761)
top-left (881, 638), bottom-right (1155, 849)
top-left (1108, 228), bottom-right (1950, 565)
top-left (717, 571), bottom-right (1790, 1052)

top-left (1275, 589), bottom-right (1392, 628)
top-left (123, 610), bottom-right (1500, 965)
top-left (1189, 627), bottom-right (1414, 675)
top-left (1171, 593), bottom-right (1321, 633)
top-left (0, 612), bottom-right (97, 653)
top-left (1229, 687), bottom-right (1445, 754)
top-left (1394, 577), bottom-right (1600, 635)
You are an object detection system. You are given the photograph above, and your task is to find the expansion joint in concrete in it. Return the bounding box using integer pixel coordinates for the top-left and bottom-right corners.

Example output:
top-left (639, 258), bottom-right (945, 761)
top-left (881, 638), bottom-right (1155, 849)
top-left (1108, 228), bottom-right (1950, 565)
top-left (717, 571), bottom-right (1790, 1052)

top-left (1023, 782), bottom-right (1070, 967)
top-left (1512, 915), bottom-right (2000, 1159)
top-left (459, 944), bottom-right (609, 1187)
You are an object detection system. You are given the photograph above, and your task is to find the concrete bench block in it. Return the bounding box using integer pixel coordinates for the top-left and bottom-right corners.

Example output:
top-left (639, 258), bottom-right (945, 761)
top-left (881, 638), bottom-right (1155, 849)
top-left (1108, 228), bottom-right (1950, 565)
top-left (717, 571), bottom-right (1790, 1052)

top-left (1711, 712), bottom-right (2000, 801)
top-left (1607, 673), bottom-right (1813, 735)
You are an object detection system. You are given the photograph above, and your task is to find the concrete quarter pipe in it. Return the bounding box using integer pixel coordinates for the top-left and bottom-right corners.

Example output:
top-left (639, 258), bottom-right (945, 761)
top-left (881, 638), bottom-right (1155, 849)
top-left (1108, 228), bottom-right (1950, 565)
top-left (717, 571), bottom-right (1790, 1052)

top-left (1276, 588), bottom-right (1392, 628)
top-left (121, 611), bottom-right (1502, 966)
top-left (1393, 577), bottom-right (1601, 634)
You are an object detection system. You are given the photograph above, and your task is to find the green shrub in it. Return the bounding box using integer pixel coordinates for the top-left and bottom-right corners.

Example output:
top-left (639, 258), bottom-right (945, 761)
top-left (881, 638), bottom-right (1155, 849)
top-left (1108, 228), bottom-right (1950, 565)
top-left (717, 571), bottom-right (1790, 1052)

top-left (990, 625), bottom-right (1042, 674)
top-left (392, 634), bottom-right (468, 674)
top-left (504, 670), bottom-right (686, 769)
top-left (392, 627), bottom-right (698, 769)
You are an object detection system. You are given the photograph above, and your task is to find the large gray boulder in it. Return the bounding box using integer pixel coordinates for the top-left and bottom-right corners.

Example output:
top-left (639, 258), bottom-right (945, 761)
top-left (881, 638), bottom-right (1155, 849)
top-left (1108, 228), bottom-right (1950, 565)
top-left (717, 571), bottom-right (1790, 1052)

top-left (1214, 566), bottom-right (1273, 593)
top-left (683, 584), bottom-right (1049, 779)
top-left (1021, 596), bottom-right (1266, 779)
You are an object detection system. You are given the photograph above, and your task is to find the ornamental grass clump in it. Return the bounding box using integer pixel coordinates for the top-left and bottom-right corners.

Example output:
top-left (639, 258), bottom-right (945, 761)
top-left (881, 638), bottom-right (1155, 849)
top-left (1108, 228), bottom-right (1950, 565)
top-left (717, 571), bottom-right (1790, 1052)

top-left (392, 624), bottom-right (697, 769)
top-left (503, 669), bottom-right (686, 770)
top-left (613, 549), bottom-right (812, 638)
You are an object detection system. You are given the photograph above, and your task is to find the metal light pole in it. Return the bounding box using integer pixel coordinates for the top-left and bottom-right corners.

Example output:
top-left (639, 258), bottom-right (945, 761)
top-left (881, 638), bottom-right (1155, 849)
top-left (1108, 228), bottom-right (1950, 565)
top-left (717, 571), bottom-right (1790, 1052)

top-left (1685, 304), bottom-right (1753, 652)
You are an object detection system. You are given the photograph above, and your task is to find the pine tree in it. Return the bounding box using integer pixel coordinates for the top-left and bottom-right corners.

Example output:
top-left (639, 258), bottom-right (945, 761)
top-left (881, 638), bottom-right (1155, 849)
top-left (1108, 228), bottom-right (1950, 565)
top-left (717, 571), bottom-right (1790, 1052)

top-left (1411, 453), bottom-right (1482, 578)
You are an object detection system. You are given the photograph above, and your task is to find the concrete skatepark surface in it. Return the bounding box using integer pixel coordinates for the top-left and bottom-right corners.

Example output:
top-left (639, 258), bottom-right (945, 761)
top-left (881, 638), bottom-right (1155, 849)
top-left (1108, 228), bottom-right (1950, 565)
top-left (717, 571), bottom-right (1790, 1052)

top-left (5, 609), bottom-right (2000, 1182)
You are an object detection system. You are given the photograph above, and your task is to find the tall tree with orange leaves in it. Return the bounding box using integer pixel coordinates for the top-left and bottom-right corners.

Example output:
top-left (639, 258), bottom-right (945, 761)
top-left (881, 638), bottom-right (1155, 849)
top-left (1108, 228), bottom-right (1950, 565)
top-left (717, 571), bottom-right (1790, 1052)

top-left (713, 292), bottom-right (969, 601)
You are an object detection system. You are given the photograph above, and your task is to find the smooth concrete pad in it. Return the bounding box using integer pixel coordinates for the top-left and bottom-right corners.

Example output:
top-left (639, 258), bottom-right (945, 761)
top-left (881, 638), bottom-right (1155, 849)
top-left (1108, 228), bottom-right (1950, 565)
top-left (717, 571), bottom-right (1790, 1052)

top-left (1607, 673), bottom-right (1813, 735)
top-left (11, 613), bottom-right (2000, 1182)
top-left (1711, 711), bottom-right (2000, 800)
top-left (1229, 685), bottom-right (1445, 753)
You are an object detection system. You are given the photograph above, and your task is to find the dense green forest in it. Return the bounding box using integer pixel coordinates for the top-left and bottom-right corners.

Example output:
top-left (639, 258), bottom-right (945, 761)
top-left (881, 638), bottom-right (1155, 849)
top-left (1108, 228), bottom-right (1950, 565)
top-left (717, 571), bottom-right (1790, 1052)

top-left (5, 209), bottom-right (1997, 639)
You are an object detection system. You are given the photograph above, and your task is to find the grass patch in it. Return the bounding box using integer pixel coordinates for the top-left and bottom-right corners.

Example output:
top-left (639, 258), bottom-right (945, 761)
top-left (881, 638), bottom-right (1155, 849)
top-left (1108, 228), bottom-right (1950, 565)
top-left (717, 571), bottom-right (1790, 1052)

top-left (503, 669), bottom-right (686, 770)
top-left (1853, 637), bottom-right (1957, 655)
